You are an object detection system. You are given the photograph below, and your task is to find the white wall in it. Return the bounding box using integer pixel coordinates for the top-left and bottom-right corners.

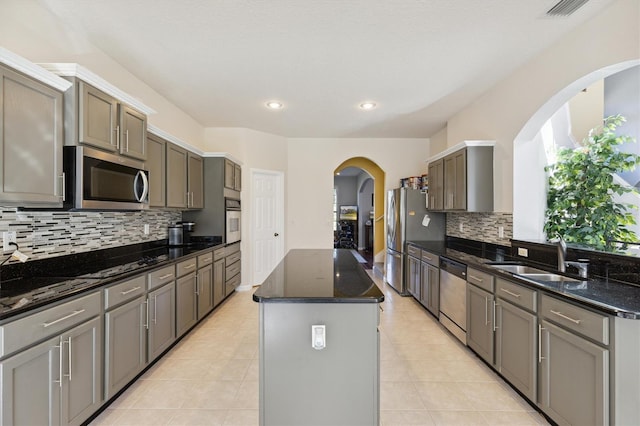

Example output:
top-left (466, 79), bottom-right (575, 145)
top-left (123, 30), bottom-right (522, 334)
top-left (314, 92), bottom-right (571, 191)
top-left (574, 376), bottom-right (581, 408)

top-left (441, 0), bottom-right (640, 213)
top-left (286, 138), bottom-right (429, 249)
top-left (0, 0), bottom-right (206, 149)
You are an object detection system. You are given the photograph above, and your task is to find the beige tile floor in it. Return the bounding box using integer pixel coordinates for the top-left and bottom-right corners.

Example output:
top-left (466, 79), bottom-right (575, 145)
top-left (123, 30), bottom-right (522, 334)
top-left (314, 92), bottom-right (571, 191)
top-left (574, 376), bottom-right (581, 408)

top-left (90, 271), bottom-right (550, 426)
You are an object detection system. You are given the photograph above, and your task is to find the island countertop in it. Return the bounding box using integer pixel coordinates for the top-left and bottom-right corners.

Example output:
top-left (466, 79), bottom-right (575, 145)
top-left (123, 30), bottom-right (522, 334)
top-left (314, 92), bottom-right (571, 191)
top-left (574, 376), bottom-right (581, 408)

top-left (253, 249), bottom-right (384, 303)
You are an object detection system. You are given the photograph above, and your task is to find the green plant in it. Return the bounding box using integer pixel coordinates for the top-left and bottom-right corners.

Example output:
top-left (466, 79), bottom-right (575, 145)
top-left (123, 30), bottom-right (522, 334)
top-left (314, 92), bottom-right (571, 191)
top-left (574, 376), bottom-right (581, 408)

top-left (544, 115), bottom-right (640, 251)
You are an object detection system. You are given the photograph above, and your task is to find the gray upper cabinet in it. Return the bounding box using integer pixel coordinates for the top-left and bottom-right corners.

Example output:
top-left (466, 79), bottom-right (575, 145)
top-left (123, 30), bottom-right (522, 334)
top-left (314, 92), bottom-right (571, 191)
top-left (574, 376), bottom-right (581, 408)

top-left (0, 65), bottom-right (64, 206)
top-left (118, 103), bottom-right (146, 160)
top-left (188, 152), bottom-right (204, 209)
top-left (166, 143), bottom-right (188, 208)
top-left (70, 80), bottom-right (147, 160)
top-left (146, 133), bottom-right (166, 207)
top-left (427, 144), bottom-right (493, 212)
top-left (224, 158), bottom-right (241, 192)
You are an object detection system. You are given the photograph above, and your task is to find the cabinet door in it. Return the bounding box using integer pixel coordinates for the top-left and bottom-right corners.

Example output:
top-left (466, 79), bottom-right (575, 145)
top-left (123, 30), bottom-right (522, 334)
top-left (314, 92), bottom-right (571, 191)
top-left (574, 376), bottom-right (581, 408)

top-left (427, 159), bottom-right (443, 210)
top-left (146, 133), bottom-right (166, 207)
top-left (452, 150), bottom-right (466, 210)
top-left (234, 163), bottom-right (241, 191)
top-left (539, 320), bottom-right (609, 426)
top-left (407, 256), bottom-right (421, 299)
top-left (224, 159), bottom-right (235, 190)
top-left (466, 283), bottom-right (494, 365)
top-left (166, 143), bottom-right (188, 208)
top-left (176, 273), bottom-right (198, 337)
top-left (0, 66), bottom-right (64, 206)
top-left (148, 282), bottom-right (176, 361)
top-left (421, 263), bottom-right (439, 316)
top-left (197, 264), bottom-right (214, 319)
top-left (496, 300), bottom-right (536, 402)
top-left (62, 317), bottom-right (102, 426)
top-left (0, 336), bottom-right (60, 426)
top-left (119, 104), bottom-right (146, 160)
top-left (104, 296), bottom-right (147, 400)
top-left (187, 152), bottom-right (204, 209)
top-left (213, 258), bottom-right (225, 307)
top-left (79, 81), bottom-right (118, 152)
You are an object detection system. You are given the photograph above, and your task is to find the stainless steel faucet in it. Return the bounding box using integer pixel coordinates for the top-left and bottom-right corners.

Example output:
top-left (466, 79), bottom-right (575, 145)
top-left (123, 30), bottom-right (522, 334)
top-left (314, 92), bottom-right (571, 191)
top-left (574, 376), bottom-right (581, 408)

top-left (557, 238), bottom-right (567, 272)
top-left (565, 260), bottom-right (589, 278)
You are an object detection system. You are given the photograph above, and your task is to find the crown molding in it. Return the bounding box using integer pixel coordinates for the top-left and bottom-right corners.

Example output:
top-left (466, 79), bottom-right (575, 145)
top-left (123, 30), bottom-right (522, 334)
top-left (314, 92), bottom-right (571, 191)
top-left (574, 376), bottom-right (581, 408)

top-left (0, 48), bottom-right (72, 91)
top-left (147, 124), bottom-right (203, 156)
top-left (202, 152), bottom-right (242, 164)
top-left (38, 62), bottom-right (156, 115)
top-left (427, 140), bottom-right (495, 163)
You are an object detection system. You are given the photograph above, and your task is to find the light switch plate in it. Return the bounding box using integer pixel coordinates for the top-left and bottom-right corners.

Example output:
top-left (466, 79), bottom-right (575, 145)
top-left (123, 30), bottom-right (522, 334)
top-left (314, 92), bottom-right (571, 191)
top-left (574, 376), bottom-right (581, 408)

top-left (3, 231), bottom-right (17, 252)
top-left (312, 325), bottom-right (326, 350)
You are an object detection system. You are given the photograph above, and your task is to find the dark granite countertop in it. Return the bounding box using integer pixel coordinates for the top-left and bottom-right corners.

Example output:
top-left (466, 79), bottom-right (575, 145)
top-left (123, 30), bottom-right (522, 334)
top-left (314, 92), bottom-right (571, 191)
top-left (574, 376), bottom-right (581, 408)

top-left (253, 249), bottom-right (384, 303)
top-left (407, 239), bottom-right (640, 319)
top-left (0, 237), bottom-right (224, 321)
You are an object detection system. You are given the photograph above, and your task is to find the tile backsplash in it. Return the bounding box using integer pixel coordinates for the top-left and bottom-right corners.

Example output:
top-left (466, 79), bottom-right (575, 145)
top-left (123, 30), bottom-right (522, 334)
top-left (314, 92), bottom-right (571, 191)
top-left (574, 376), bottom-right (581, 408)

top-left (0, 207), bottom-right (181, 263)
top-left (446, 212), bottom-right (513, 245)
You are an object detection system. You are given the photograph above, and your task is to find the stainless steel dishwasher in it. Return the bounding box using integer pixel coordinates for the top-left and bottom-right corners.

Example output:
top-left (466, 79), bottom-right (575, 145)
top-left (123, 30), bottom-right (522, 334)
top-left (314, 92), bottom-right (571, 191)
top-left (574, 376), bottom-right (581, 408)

top-left (439, 257), bottom-right (467, 344)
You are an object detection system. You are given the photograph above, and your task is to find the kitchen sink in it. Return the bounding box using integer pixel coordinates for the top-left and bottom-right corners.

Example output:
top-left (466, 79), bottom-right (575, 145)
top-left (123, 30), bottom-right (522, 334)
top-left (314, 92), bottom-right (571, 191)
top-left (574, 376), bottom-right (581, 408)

top-left (488, 264), bottom-right (549, 275)
top-left (518, 273), bottom-right (580, 282)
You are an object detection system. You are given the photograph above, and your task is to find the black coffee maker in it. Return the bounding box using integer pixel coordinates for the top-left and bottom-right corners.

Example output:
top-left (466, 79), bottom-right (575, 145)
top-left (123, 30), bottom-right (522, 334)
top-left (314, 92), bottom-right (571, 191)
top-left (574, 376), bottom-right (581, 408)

top-left (178, 221), bottom-right (196, 245)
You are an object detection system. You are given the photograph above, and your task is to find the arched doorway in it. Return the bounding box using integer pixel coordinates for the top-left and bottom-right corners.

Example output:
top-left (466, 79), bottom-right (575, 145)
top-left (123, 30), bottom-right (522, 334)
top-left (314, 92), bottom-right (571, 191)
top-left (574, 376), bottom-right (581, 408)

top-left (334, 157), bottom-right (385, 263)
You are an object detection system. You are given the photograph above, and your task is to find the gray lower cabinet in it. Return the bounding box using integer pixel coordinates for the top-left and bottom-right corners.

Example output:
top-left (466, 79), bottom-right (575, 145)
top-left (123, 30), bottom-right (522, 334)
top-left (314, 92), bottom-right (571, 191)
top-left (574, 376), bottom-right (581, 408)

top-left (176, 273), bottom-right (198, 337)
top-left (213, 257), bottom-right (226, 307)
top-left (0, 316), bottom-right (101, 426)
top-left (224, 243), bottom-right (241, 296)
top-left (0, 64), bottom-right (64, 206)
top-left (420, 262), bottom-right (439, 316)
top-left (147, 282), bottom-right (176, 361)
top-left (104, 296), bottom-right (147, 400)
top-left (466, 283), bottom-right (494, 365)
top-left (407, 253), bottom-right (421, 299)
top-left (495, 300), bottom-right (537, 401)
top-left (197, 263), bottom-right (214, 319)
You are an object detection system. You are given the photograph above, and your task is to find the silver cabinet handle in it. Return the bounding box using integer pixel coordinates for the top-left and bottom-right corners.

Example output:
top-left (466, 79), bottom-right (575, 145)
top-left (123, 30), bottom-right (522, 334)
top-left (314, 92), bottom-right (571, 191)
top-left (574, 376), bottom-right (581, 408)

top-left (64, 336), bottom-right (72, 381)
top-left (60, 173), bottom-right (66, 201)
top-left (125, 129), bottom-right (129, 152)
top-left (550, 309), bottom-right (581, 324)
top-left (500, 288), bottom-right (521, 298)
top-left (538, 324), bottom-right (546, 363)
top-left (153, 295), bottom-right (158, 324)
top-left (115, 125), bottom-right (120, 149)
top-left (484, 296), bottom-right (489, 325)
top-left (54, 338), bottom-right (63, 387)
top-left (43, 309), bottom-right (86, 328)
top-left (492, 300), bottom-right (498, 331)
top-left (195, 275), bottom-right (199, 296)
top-left (159, 273), bottom-right (174, 280)
top-left (143, 299), bottom-right (149, 330)
top-left (469, 275), bottom-right (484, 283)
top-left (120, 286), bottom-right (141, 296)
top-left (184, 263), bottom-right (196, 270)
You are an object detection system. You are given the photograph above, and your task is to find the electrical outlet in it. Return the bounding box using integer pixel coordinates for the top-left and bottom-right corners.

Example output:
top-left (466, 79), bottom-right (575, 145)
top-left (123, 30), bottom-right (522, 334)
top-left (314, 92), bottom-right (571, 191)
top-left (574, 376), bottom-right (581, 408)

top-left (459, 223), bottom-right (464, 232)
top-left (517, 247), bottom-right (529, 257)
top-left (3, 231), bottom-right (17, 252)
top-left (144, 224), bottom-right (150, 235)
top-left (498, 226), bottom-right (504, 239)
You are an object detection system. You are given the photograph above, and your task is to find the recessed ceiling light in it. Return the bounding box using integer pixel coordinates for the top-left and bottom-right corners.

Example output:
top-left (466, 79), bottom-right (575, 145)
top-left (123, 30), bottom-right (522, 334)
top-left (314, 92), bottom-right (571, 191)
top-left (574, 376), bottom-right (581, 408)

top-left (359, 102), bottom-right (377, 110)
top-left (266, 101), bottom-right (284, 110)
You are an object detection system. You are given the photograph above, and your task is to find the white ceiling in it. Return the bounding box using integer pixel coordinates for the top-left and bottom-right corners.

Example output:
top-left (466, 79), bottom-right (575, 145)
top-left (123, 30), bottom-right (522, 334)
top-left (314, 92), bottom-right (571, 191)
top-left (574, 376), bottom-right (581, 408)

top-left (39, 0), bottom-right (617, 138)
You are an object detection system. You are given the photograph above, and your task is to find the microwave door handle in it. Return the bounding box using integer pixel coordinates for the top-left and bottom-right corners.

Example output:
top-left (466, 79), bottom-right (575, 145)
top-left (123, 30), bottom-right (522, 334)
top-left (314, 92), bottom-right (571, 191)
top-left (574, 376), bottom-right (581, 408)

top-left (134, 171), bottom-right (149, 202)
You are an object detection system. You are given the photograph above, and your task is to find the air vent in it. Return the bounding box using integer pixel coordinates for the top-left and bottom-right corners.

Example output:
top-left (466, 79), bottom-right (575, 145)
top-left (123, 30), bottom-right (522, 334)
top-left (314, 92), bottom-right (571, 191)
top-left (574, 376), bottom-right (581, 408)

top-left (546, 0), bottom-right (590, 16)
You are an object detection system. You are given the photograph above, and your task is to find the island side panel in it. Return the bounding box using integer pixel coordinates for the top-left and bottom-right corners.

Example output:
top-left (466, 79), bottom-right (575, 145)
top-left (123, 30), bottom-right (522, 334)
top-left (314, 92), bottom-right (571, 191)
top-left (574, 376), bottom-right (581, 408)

top-left (259, 302), bottom-right (380, 426)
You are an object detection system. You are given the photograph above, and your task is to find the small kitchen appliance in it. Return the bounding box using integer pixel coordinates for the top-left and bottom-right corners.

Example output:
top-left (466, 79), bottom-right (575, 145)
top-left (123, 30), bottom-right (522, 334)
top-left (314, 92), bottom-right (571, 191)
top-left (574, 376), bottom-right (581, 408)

top-left (168, 224), bottom-right (183, 246)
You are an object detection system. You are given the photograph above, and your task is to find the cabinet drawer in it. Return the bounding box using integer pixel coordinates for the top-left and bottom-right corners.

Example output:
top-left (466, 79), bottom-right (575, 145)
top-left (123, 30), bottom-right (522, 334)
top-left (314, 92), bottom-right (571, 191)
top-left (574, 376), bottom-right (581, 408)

top-left (198, 251), bottom-right (213, 267)
top-left (541, 294), bottom-right (609, 345)
top-left (225, 242), bottom-right (240, 255)
top-left (420, 250), bottom-right (439, 267)
top-left (0, 291), bottom-right (100, 358)
top-left (148, 265), bottom-right (175, 290)
top-left (226, 251), bottom-right (241, 265)
top-left (496, 278), bottom-right (536, 312)
top-left (213, 247), bottom-right (225, 260)
top-left (176, 257), bottom-right (198, 277)
top-left (226, 260), bottom-right (241, 280)
top-left (105, 275), bottom-right (146, 310)
top-left (467, 268), bottom-right (495, 292)
top-left (226, 272), bottom-right (241, 293)
top-left (407, 245), bottom-right (421, 258)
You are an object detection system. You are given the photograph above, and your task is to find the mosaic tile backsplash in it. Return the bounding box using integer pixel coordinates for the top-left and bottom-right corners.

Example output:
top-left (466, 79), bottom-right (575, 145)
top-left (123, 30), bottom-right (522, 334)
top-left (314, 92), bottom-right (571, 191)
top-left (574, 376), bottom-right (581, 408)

top-left (0, 207), bottom-right (181, 264)
top-left (446, 212), bottom-right (513, 245)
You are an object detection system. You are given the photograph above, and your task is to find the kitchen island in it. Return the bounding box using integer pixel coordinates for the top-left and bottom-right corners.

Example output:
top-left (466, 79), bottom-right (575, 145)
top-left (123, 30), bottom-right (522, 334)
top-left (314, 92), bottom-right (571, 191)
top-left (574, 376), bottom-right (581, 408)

top-left (253, 249), bottom-right (384, 426)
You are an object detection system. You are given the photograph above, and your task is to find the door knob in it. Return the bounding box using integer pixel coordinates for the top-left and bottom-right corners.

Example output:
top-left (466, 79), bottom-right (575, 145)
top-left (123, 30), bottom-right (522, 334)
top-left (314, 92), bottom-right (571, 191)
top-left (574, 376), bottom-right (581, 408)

top-left (274, 233), bottom-right (279, 237)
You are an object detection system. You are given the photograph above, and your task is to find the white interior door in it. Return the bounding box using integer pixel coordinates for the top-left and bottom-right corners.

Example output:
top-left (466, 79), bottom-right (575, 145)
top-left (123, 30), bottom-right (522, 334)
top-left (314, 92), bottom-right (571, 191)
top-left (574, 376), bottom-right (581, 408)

top-left (251, 169), bottom-right (284, 286)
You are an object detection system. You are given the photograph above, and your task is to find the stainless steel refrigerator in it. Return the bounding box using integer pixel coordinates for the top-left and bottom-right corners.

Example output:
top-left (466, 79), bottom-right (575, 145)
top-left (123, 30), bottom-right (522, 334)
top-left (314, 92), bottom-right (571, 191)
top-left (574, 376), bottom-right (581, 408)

top-left (385, 188), bottom-right (445, 295)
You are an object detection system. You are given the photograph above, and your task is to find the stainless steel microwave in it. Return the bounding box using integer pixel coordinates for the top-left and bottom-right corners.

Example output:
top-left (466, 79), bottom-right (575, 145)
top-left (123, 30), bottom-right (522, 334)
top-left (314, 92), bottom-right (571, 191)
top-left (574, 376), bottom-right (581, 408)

top-left (63, 146), bottom-right (149, 210)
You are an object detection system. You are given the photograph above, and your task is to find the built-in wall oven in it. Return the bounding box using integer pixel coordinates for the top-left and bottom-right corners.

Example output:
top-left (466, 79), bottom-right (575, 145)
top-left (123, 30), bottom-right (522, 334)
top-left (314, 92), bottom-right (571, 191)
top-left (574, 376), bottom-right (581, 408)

top-left (225, 198), bottom-right (241, 243)
top-left (63, 146), bottom-right (149, 210)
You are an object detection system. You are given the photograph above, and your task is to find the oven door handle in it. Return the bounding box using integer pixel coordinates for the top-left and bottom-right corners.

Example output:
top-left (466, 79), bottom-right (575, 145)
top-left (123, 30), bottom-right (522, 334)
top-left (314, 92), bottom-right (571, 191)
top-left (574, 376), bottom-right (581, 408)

top-left (134, 170), bottom-right (149, 202)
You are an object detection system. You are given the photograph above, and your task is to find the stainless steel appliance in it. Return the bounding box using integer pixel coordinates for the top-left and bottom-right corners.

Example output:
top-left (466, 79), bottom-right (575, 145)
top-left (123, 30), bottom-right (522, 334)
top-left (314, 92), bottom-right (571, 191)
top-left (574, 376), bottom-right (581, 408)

top-left (178, 221), bottom-right (196, 244)
top-left (225, 198), bottom-right (241, 243)
top-left (385, 188), bottom-right (444, 295)
top-left (439, 257), bottom-right (467, 343)
top-left (63, 146), bottom-right (149, 210)
top-left (168, 224), bottom-right (183, 246)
